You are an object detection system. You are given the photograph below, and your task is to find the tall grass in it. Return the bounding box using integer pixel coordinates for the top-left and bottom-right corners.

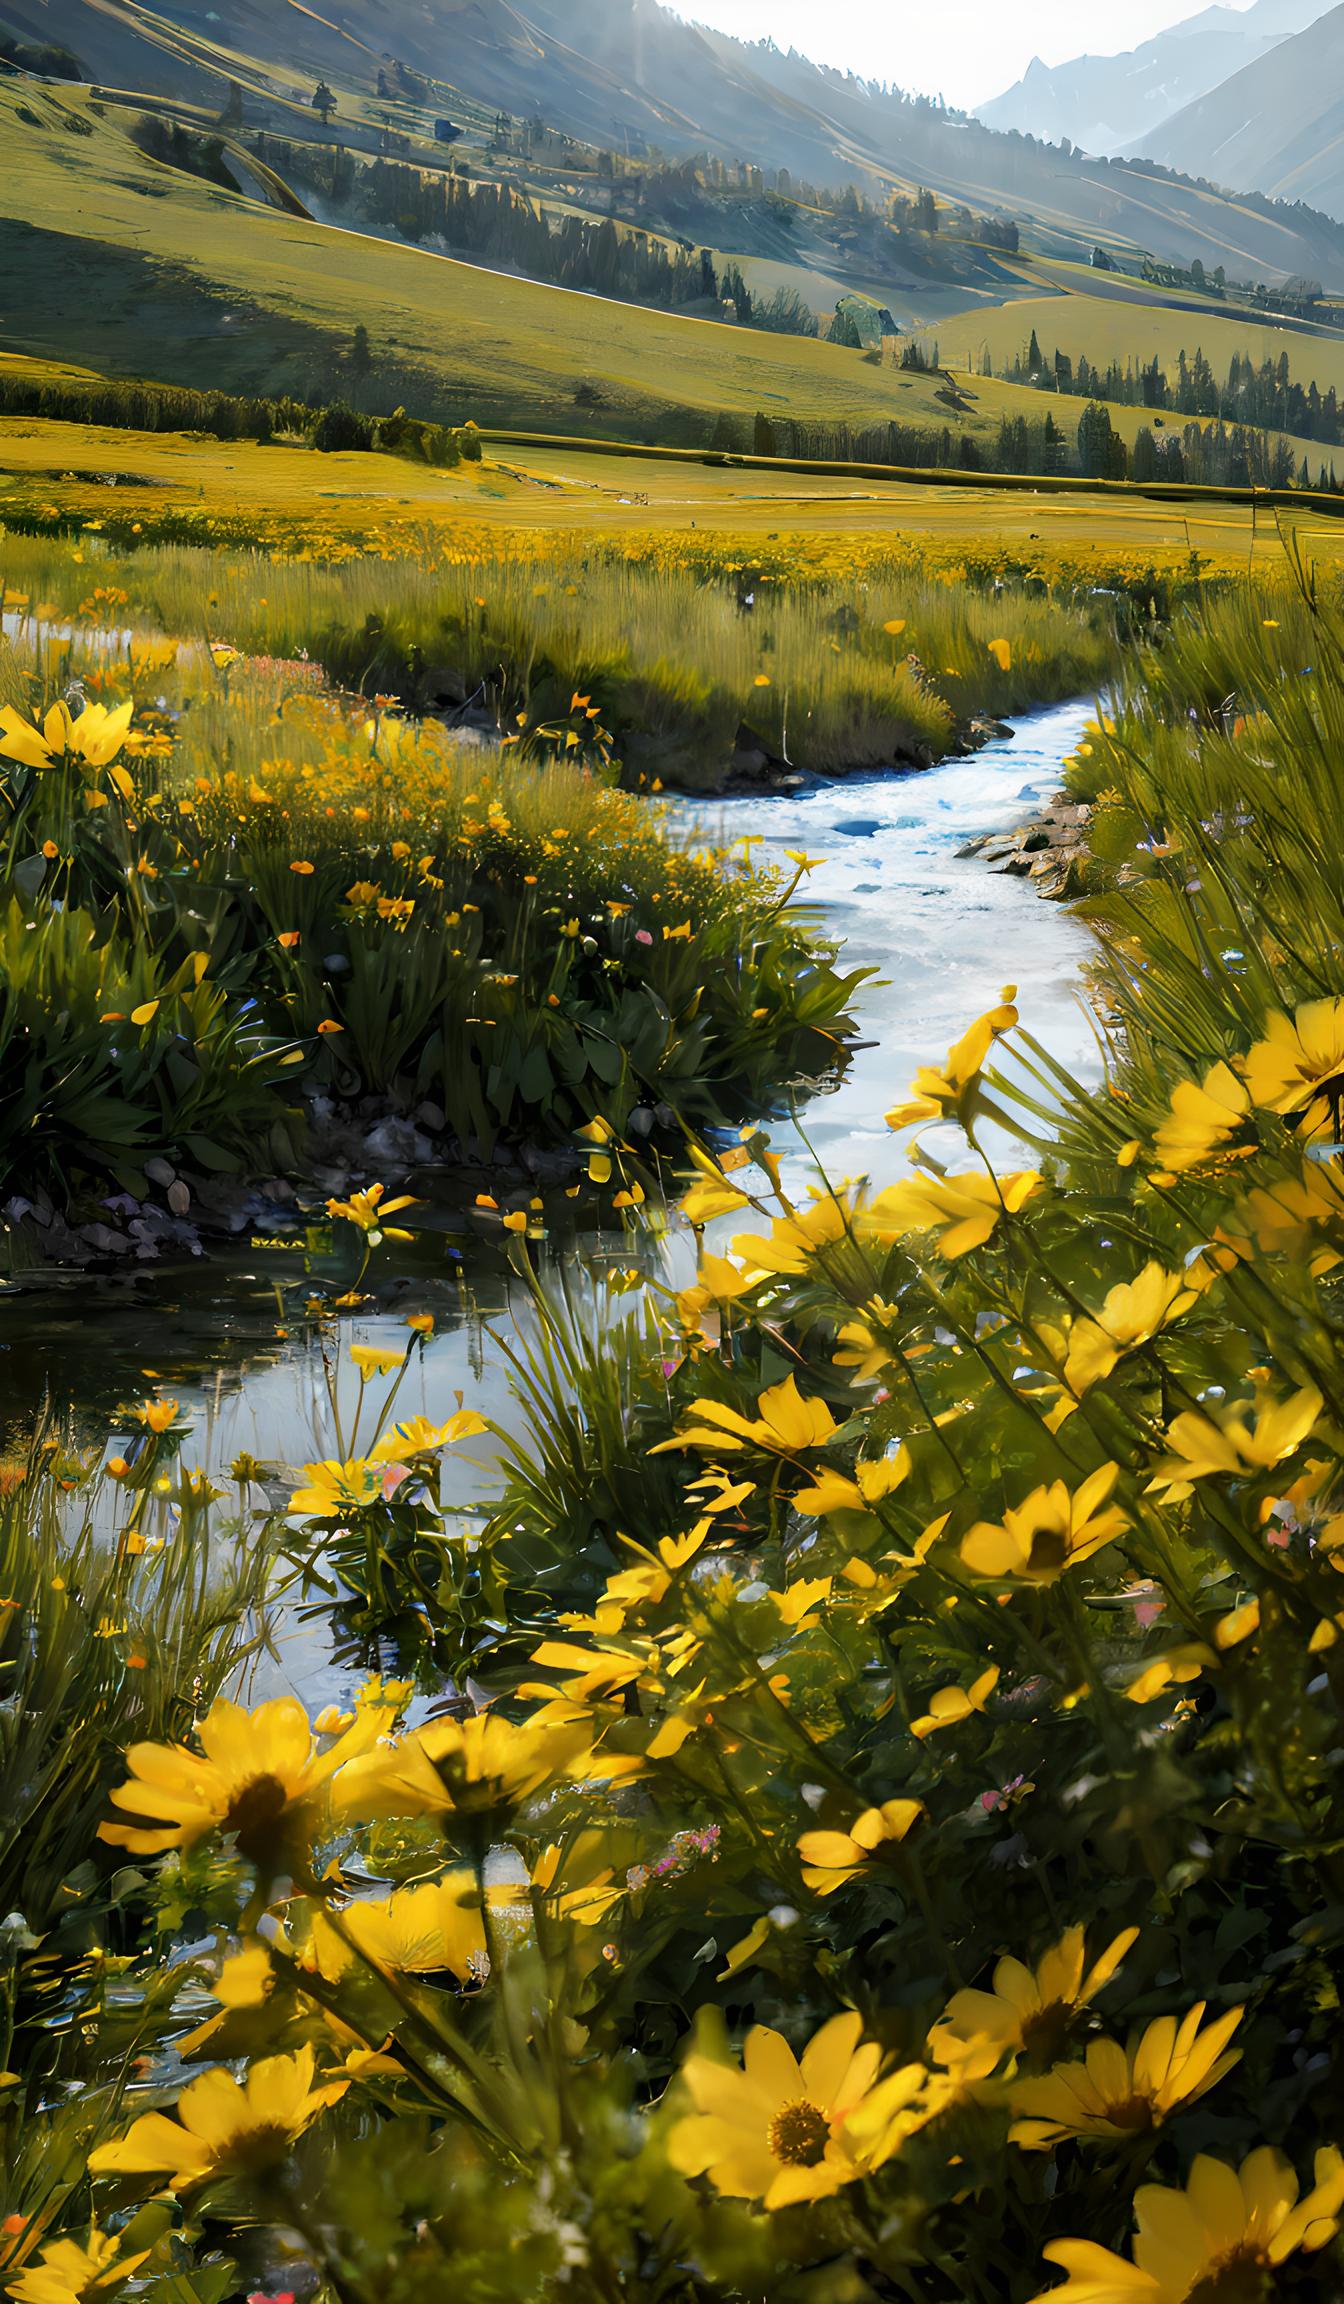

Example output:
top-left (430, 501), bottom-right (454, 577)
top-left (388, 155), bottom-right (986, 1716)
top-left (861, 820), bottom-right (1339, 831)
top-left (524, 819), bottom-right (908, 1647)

top-left (1, 526), bottom-right (1120, 786)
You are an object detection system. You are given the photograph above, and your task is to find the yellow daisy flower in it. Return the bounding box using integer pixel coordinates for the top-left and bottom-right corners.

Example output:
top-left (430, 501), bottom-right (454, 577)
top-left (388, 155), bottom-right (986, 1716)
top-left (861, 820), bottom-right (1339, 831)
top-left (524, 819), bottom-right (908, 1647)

top-left (1011, 2003), bottom-right (1243, 2148)
top-left (1030, 2146), bottom-right (1344, 2302)
top-left (650, 1374), bottom-right (838, 1458)
top-left (87, 2045), bottom-right (346, 2192)
top-left (369, 1410), bottom-right (488, 1463)
top-left (930, 1924), bottom-right (1139, 2072)
top-left (910, 1664), bottom-right (999, 1740)
top-left (1062, 1265), bottom-right (1201, 1399)
top-left (5, 2227), bottom-right (149, 2304)
top-left (98, 1694), bottom-right (385, 1864)
top-left (306, 1874), bottom-right (487, 1983)
top-left (1153, 1062), bottom-right (1251, 1175)
top-left (960, 1465), bottom-right (1128, 1584)
top-left (885, 989), bottom-right (1018, 1129)
top-left (0, 698), bottom-right (134, 774)
top-left (1145, 1384), bottom-right (1322, 1502)
top-left (668, 2011), bottom-right (886, 2209)
top-left (326, 1184), bottom-right (419, 1240)
top-left (349, 1344), bottom-right (405, 1378)
top-left (288, 1458), bottom-right (386, 1517)
top-left (332, 1708), bottom-right (596, 1824)
top-left (798, 1799), bottom-right (924, 1893)
top-left (1242, 997), bottom-right (1344, 1121)
top-left (863, 1169), bottom-right (1043, 1259)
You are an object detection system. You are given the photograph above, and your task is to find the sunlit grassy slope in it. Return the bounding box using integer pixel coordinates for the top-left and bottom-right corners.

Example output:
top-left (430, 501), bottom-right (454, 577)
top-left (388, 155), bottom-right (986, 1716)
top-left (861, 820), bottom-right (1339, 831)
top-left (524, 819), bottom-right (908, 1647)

top-left (0, 84), bottom-right (1020, 445)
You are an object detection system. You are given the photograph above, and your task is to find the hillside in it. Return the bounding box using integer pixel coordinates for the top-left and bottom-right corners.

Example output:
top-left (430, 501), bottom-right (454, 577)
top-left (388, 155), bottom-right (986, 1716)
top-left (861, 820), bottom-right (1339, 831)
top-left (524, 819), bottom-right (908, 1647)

top-left (0, 79), bottom-right (1029, 444)
top-left (1138, 3), bottom-right (1344, 223)
top-left (14, 0), bottom-right (1344, 284)
top-left (978, 0), bottom-right (1327, 158)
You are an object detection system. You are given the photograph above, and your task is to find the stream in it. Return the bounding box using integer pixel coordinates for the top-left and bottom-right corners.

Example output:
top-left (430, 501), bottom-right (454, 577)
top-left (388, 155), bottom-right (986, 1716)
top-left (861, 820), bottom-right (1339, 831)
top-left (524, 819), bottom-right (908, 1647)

top-left (2, 699), bottom-right (1101, 1698)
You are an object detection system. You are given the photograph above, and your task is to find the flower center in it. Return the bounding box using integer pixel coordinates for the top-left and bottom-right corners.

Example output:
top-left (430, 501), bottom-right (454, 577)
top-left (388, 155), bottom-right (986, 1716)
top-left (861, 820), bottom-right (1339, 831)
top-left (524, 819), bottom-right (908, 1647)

top-left (1017, 1999), bottom-right (1071, 2066)
top-left (226, 1772), bottom-right (291, 1857)
top-left (1101, 2090), bottom-right (1156, 2133)
top-left (768, 2098), bottom-right (832, 2168)
top-left (224, 2120), bottom-right (298, 2174)
top-left (1185, 2245), bottom-right (1270, 2304)
top-left (1027, 1526), bottom-right (1071, 1574)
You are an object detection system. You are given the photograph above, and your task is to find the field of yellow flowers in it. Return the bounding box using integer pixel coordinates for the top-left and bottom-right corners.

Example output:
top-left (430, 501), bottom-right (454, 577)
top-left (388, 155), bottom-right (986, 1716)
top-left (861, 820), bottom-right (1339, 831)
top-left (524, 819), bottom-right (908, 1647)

top-left (7, 541), bottom-right (1344, 2302)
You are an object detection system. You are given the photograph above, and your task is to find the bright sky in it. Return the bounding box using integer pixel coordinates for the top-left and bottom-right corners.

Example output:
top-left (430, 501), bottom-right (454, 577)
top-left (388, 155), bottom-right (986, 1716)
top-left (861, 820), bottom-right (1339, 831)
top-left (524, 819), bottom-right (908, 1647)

top-left (684, 0), bottom-right (1254, 110)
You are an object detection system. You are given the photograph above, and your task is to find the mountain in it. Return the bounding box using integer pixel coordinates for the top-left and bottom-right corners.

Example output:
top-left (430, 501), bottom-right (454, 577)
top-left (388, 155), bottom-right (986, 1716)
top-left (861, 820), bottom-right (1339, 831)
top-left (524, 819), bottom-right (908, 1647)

top-left (10, 0), bottom-right (1344, 281)
top-left (977, 0), bottom-right (1327, 157)
top-left (1137, 2), bottom-right (1344, 222)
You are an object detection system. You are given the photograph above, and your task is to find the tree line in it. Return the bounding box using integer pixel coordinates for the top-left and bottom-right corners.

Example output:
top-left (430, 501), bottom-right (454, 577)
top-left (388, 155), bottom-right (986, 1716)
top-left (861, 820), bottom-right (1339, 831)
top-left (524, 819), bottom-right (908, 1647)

top-left (741, 402), bottom-right (1342, 491)
top-left (1001, 333), bottom-right (1344, 449)
top-left (0, 366), bottom-right (481, 467)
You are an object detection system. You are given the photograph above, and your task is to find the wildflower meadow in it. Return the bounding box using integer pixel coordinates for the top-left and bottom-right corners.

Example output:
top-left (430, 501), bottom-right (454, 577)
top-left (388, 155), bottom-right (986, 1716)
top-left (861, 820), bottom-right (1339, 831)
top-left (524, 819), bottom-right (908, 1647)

top-left (5, 514), bottom-right (1344, 2304)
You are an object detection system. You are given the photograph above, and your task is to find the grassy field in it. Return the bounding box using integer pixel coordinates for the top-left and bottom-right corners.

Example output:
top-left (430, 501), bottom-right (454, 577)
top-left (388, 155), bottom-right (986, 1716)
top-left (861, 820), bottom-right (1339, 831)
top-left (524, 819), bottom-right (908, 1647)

top-left (7, 76), bottom-right (1344, 503)
top-left (4, 410), bottom-right (1344, 579)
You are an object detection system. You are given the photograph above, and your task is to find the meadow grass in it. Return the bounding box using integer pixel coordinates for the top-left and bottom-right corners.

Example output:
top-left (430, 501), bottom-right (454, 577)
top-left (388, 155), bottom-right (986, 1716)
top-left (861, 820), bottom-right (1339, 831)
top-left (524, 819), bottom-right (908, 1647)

top-left (7, 408), bottom-right (1344, 584)
top-left (959, 286), bottom-right (1344, 401)
top-left (0, 521), bottom-right (1120, 784)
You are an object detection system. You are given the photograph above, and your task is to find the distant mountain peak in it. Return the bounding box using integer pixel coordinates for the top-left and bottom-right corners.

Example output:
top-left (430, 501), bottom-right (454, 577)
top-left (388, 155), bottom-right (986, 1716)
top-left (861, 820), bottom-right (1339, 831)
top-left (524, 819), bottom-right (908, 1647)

top-left (978, 0), bottom-right (1332, 156)
top-left (1137, 0), bottom-right (1344, 222)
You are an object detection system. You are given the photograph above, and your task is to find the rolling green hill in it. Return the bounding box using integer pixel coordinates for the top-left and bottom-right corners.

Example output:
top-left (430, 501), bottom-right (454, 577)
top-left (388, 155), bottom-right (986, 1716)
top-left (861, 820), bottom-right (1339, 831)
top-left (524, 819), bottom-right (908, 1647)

top-left (0, 80), bottom-right (1018, 442)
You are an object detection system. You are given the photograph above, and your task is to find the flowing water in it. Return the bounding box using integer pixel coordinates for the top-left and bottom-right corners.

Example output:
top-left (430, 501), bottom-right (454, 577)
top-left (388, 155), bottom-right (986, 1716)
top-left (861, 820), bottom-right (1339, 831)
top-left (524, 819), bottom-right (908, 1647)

top-left (1, 700), bottom-right (1101, 1696)
top-left (697, 698), bottom-right (1099, 1193)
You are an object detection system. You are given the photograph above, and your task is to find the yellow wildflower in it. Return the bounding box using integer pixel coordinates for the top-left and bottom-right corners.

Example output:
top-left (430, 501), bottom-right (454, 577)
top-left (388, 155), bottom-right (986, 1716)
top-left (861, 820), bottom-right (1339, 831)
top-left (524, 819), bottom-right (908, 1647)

top-left (5, 2227), bottom-right (149, 2304)
top-left (369, 1411), bottom-right (488, 1462)
top-left (1028, 2147), bottom-right (1344, 2304)
top-left (289, 1458), bottom-right (385, 1517)
top-left (0, 698), bottom-right (134, 776)
top-left (886, 988), bottom-right (1018, 1129)
top-left (133, 1397), bottom-right (181, 1435)
top-left (863, 1169), bottom-right (1043, 1259)
top-left (326, 1183), bottom-right (419, 1239)
top-left (1242, 997), bottom-right (1344, 1121)
top-left (798, 1800), bottom-right (923, 1893)
top-left (98, 1694), bottom-right (383, 1863)
top-left (1010, 2004), bottom-right (1243, 2148)
top-left (1153, 1062), bottom-right (1251, 1175)
top-left (667, 2011), bottom-right (886, 2209)
top-left (651, 1375), bottom-right (838, 1458)
top-left (87, 2046), bottom-right (346, 2191)
top-left (1124, 1643), bottom-right (1216, 1704)
top-left (333, 1709), bottom-right (600, 1823)
top-left (1146, 1385), bottom-right (1323, 1500)
top-left (930, 1925), bottom-right (1139, 2072)
top-left (307, 1874), bottom-right (486, 1982)
top-left (960, 1465), bottom-right (1128, 1584)
top-left (1062, 1264), bottom-right (1201, 1398)
top-left (910, 1664), bottom-right (999, 1739)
